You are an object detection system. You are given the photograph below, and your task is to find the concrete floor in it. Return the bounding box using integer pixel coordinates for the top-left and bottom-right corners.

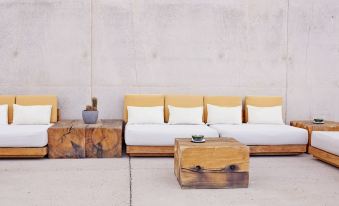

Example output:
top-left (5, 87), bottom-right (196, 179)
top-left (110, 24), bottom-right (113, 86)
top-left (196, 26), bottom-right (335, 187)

top-left (0, 154), bottom-right (338, 206)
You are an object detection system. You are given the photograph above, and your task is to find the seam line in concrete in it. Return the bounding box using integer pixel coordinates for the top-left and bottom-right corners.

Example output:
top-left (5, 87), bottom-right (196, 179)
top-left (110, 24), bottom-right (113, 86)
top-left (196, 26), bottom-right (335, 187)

top-left (90, 0), bottom-right (93, 97)
top-left (129, 156), bottom-right (133, 206)
top-left (285, 0), bottom-right (290, 122)
top-left (130, 0), bottom-right (138, 87)
top-left (305, 3), bottom-right (314, 119)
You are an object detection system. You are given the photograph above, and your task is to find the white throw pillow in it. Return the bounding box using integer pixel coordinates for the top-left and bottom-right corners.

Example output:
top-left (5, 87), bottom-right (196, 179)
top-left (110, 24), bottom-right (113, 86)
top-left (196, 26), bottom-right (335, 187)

top-left (168, 106), bottom-right (203, 125)
top-left (247, 105), bottom-right (284, 124)
top-left (207, 104), bottom-right (242, 125)
top-left (127, 106), bottom-right (164, 124)
top-left (0, 104), bottom-right (8, 125)
top-left (13, 104), bottom-right (52, 125)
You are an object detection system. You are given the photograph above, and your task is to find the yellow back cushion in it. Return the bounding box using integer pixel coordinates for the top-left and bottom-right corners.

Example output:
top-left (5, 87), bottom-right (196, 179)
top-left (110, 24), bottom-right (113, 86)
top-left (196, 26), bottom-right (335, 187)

top-left (124, 94), bottom-right (164, 123)
top-left (244, 96), bottom-right (283, 123)
top-left (0, 95), bottom-right (16, 124)
top-left (165, 95), bottom-right (203, 123)
top-left (204, 96), bottom-right (242, 123)
top-left (16, 95), bottom-right (58, 123)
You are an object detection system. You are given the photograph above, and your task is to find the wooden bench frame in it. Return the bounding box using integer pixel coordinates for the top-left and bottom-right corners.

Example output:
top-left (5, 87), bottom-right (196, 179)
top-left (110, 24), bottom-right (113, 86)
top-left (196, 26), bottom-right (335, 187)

top-left (127, 146), bottom-right (174, 157)
top-left (309, 146), bottom-right (339, 167)
top-left (126, 144), bottom-right (307, 157)
top-left (0, 147), bottom-right (48, 158)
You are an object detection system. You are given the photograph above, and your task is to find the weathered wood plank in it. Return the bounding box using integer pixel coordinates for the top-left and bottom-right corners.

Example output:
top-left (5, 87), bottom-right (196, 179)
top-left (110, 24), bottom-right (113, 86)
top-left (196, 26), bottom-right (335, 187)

top-left (174, 138), bottom-right (250, 189)
top-left (250, 145), bottom-right (306, 155)
top-left (0, 147), bottom-right (47, 158)
top-left (309, 146), bottom-right (339, 168)
top-left (127, 146), bottom-right (174, 157)
top-left (127, 144), bottom-right (306, 156)
top-left (180, 170), bottom-right (249, 189)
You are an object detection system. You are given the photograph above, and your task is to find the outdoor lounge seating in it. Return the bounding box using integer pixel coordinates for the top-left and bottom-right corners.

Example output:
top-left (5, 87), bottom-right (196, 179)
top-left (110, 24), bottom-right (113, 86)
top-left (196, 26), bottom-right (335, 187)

top-left (209, 96), bottom-right (308, 155)
top-left (0, 95), bottom-right (58, 158)
top-left (124, 95), bottom-right (219, 156)
top-left (2, 1), bottom-right (339, 204)
top-left (309, 131), bottom-right (339, 167)
top-left (124, 94), bottom-right (308, 156)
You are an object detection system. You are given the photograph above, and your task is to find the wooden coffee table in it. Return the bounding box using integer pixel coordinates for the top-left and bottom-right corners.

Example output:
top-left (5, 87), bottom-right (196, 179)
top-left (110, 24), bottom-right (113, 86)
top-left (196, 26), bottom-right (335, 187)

top-left (48, 119), bottom-right (122, 158)
top-left (174, 137), bottom-right (250, 189)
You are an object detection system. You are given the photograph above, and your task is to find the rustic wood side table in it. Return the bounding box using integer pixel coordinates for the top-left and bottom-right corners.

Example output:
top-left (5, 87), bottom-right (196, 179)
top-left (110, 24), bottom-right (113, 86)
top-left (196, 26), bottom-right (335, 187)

top-left (290, 120), bottom-right (339, 152)
top-left (48, 119), bottom-right (122, 158)
top-left (174, 137), bottom-right (249, 189)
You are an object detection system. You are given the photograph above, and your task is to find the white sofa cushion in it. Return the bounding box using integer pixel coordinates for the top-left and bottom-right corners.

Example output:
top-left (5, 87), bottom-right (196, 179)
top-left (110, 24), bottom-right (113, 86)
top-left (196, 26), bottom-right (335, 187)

top-left (207, 104), bottom-right (242, 125)
top-left (0, 124), bottom-right (52, 147)
top-left (312, 131), bottom-right (339, 156)
top-left (247, 105), bottom-right (284, 124)
top-left (125, 124), bottom-right (219, 146)
top-left (127, 106), bottom-right (164, 124)
top-left (209, 124), bottom-right (308, 145)
top-left (13, 104), bottom-right (52, 125)
top-left (0, 104), bottom-right (8, 125)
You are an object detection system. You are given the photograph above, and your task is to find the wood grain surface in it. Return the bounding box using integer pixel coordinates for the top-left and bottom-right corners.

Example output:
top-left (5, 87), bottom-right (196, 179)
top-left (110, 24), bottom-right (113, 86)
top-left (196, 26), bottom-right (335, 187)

top-left (0, 147), bottom-right (47, 158)
top-left (309, 146), bottom-right (339, 168)
top-left (174, 137), bottom-right (250, 189)
top-left (48, 120), bottom-right (122, 158)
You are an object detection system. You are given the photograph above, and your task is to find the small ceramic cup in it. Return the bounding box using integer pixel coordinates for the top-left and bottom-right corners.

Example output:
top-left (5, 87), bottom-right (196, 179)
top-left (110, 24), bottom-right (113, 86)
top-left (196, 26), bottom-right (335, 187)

top-left (192, 135), bottom-right (205, 142)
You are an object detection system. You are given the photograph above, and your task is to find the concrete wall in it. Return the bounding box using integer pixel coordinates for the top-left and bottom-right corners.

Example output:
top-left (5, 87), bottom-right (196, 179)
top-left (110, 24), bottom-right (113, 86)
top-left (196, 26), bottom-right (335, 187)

top-left (0, 0), bottom-right (338, 122)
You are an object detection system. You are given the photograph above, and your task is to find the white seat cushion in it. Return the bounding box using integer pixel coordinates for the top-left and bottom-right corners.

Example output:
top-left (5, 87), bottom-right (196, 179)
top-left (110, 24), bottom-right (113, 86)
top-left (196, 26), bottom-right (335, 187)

top-left (312, 131), bottom-right (339, 156)
top-left (0, 124), bottom-right (52, 147)
top-left (125, 124), bottom-right (219, 146)
top-left (209, 124), bottom-right (308, 145)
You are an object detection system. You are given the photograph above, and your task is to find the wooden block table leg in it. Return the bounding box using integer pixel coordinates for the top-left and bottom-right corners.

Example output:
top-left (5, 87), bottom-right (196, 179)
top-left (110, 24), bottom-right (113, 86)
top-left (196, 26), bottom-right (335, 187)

top-left (48, 120), bottom-right (123, 158)
top-left (48, 122), bottom-right (86, 158)
top-left (85, 127), bottom-right (122, 158)
top-left (175, 138), bottom-right (250, 189)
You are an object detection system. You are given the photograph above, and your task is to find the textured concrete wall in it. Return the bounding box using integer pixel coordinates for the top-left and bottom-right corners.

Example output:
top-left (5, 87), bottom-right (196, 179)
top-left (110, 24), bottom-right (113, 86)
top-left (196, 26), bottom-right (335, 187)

top-left (0, 0), bottom-right (91, 118)
top-left (0, 0), bottom-right (338, 122)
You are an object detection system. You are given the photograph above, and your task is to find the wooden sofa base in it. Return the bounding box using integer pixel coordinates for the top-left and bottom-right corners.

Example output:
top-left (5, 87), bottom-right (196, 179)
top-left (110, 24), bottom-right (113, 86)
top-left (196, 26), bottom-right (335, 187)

top-left (127, 146), bottom-right (174, 157)
top-left (127, 145), bottom-right (306, 157)
top-left (0, 147), bottom-right (48, 158)
top-left (250, 145), bottom-right (307, 155)
top-left (309, 146), bottom-right (339, 167)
